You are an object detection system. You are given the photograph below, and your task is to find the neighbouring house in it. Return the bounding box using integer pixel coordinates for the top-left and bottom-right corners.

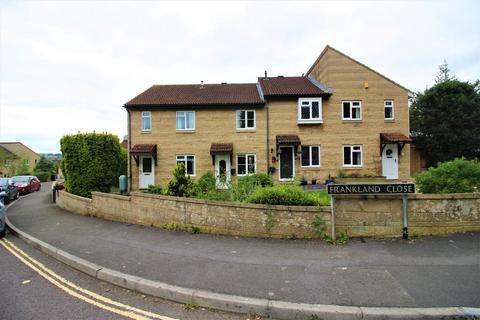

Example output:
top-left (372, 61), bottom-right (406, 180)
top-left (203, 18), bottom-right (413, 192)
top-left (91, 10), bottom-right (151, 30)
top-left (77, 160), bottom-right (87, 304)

top-left (120, 135), bottom-right (128, 149)
top-left (124, 45), bottom-right (412, 190)
top-left (0, 142), bottom-right (41, 177)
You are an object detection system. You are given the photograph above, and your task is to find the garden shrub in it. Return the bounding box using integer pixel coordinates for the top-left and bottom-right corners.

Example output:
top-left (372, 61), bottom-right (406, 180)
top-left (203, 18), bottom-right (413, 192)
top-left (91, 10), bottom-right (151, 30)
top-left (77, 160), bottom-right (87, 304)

top-left (193, 171), bottom-right (232, 201)
top-left (194, 171), bottom-right (216, 194)
top-left (60, 133), bottom-right (123, 197)
top-left (415, 158), bottom-right (480, 193)
top-left (117, 148), bottom-right (128, 185)
top-left (232, 173), bottom-right (274, 202)
top-left (246, 184), bottom-right (318, 206)
top-left (165, 163), bottom-right (194, 197)
top-left (146, 184), bottom-right (162, 194)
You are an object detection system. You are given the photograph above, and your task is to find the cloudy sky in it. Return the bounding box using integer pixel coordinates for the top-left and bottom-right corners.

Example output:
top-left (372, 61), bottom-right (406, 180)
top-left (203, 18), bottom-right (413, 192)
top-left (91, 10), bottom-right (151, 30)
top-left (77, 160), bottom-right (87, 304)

top-left (0, 0), bottom-right (479, 153)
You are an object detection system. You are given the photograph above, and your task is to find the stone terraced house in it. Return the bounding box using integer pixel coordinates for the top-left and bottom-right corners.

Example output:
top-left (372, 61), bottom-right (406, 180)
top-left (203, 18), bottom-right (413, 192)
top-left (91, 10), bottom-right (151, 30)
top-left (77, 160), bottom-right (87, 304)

top-left (124, 45), bottom-right (412, 190)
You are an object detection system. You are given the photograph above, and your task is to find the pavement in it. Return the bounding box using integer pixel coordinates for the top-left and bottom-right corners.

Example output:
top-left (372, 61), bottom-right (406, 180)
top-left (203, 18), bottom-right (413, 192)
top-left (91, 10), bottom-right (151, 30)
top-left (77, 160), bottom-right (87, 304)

top-left (5, 182), bottom-right (480, 319)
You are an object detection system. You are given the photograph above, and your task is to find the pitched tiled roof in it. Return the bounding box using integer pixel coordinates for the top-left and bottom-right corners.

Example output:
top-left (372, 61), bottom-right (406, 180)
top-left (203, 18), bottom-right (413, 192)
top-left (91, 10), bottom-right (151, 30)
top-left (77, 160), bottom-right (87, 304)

top-left (258, 76), bottom-right (331, 98)
top-left (380, 133), bottom-right (412, 143)
top-left (125, 83), bottom-right (264, 107)
top-left (210, 143), bottom-right (233, 155)
top-left (276, 135), bottom-right (301, 145)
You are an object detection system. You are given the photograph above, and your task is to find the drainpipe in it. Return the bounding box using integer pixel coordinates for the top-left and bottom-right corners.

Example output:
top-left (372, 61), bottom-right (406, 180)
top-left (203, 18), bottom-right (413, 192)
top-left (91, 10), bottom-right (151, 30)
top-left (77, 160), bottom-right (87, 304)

top-left (266, 103), bottom-right (270, 174)
top-left (126, 107), bottom-right (132, 193)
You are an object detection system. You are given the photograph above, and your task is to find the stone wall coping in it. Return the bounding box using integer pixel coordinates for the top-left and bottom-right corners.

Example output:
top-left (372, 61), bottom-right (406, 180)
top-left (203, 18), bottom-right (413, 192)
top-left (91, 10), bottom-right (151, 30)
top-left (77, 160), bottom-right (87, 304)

top-left (59, 190), bottom-right (92, 203)
top-left (333, 193), bottom-right (480, 200)
top-left (91, 191), bottom-right (131, 201)
top-left (130, 191), bottom-right (330, 212)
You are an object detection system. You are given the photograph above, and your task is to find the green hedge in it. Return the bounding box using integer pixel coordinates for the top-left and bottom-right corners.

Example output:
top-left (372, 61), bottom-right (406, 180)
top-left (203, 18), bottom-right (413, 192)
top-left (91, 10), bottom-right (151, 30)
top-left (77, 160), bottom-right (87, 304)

top-left (246, 184), bottom-right (319, 206)
top-left (60, 133), bottom-right (123, 197)
top-left (415, 158), bottom-right (480, 193)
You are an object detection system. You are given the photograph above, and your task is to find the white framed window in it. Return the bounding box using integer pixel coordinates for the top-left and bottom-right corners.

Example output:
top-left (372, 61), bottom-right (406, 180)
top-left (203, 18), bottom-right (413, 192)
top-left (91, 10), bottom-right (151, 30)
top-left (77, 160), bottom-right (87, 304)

top-left (342, 101), bottom-right (362, 120)
top-left (298, 98), bottom-right (323, 123)
top-left (237, 154), bottom-right (256, 175)
top-left (176, 111), bottom-right (195, 130)
top-left (236, 110), bottom-right (256, 129)
top-left (141, 111), bottom-right (151, 131)
top-left (301, 146), bottom-right (320, 167)
top-left (343, 145), bottom-right (362, 167)
top-left (384, 100), bottom-right (394, 120)
top-left (176, 155), bottom-right (195, 176)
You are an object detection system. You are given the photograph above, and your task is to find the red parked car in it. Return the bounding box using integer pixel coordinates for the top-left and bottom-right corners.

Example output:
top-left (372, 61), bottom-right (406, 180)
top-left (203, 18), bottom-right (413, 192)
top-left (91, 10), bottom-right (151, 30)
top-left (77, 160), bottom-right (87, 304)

top-left (11, 176), bottom-right (41, 195)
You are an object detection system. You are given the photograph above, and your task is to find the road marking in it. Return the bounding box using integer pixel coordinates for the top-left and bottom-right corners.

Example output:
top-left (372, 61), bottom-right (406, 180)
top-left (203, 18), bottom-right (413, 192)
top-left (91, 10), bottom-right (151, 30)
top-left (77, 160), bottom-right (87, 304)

top-left (1, 239), bottom-right (179, 320)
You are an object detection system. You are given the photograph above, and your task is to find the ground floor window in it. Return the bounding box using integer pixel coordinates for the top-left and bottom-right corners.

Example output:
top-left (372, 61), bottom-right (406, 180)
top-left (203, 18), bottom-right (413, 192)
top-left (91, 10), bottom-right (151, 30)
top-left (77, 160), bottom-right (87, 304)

top-left (343, 145), bottom-right (362, 167)
top-left (301, 146), bottom-right (320, 167)
top-left (176, 155), bottom-right (195, 175)
top-left (237, 154), bottom-right (256, 175)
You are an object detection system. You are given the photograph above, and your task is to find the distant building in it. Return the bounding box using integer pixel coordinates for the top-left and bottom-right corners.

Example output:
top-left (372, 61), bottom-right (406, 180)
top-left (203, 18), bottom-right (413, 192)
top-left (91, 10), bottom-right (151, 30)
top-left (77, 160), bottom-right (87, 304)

top-left (40, 153), bottom-right (63, 161)
top-left (120, 135), bottom-right (128, 149)
top-left (0, 142), bottom-right (40, 177)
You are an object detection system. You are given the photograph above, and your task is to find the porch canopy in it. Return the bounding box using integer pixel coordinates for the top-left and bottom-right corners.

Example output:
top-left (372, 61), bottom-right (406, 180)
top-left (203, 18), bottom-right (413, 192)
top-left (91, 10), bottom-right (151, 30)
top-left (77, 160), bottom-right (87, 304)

top-left (210, 143), bottom-right (233, 155)
top-left (276, 134), bottom-right (301, 154)
top-left (380, 132), bottom-right (412, 155)
top-left (130, 144), bottom-right (157, 165)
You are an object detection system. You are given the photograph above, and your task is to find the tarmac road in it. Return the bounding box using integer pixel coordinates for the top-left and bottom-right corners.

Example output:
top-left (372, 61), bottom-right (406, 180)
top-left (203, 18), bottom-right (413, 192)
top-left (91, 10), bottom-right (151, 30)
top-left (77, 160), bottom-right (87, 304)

top-left (6, 183), bottom-right (480, 309)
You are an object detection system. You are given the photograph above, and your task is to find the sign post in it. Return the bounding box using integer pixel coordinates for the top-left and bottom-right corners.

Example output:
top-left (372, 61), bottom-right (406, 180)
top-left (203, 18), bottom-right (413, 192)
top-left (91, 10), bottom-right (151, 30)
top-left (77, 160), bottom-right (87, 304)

top-left (327, 183), bottom-right (415, 240)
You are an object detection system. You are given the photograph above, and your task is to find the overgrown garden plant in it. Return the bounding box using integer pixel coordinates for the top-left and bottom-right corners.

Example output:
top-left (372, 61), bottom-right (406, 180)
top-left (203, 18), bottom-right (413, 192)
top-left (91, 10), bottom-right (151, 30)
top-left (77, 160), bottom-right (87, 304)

top-left (165, 163), bottom-right (194, 197)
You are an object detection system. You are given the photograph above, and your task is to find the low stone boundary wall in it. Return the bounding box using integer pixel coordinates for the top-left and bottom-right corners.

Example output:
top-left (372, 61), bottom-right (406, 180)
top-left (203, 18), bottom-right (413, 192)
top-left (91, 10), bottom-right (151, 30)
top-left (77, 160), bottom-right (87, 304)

top-left (57, 190), bottom-right (480, 238)
top-left (57, 191), bottom-right (330, 238)
top-left (335, 193), bottom-right (480, 237)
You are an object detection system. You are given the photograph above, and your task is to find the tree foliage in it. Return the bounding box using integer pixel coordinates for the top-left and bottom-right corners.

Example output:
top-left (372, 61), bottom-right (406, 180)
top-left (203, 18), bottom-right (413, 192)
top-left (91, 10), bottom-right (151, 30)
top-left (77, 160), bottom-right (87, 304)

top-left (410, 79), bottom-right (480, 166)
top-left (34, 156), bottom-right (56, 181)
top-left (435, 60), bottom-right (456, 84)
top-left (60, 133), bottom-right (123, 197)
top-left (15, 159), bottom-right (31, 176)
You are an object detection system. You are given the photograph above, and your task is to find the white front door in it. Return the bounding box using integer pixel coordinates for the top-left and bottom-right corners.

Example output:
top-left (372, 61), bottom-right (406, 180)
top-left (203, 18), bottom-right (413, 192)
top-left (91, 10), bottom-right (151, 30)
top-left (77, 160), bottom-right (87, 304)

top-left (215, 154), bottom-right (231, 189)
top-left (382, 144), bottom-right (398, 179)
top-left (139, 156), bottom-right (155, 188)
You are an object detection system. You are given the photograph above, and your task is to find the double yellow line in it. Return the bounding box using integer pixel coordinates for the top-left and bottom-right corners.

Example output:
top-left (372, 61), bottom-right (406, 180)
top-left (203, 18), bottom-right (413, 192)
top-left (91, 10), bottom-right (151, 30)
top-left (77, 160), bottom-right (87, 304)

top-left (1, 238), bottom-right (179, 320)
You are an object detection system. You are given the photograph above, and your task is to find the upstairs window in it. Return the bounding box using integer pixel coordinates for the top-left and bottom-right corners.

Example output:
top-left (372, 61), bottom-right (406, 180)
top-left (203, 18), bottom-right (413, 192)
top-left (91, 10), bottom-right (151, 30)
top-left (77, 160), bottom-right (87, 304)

top-left (342, 101), bottom-right (362, 120)
top-left (237, 154), bottom-right (256, 175)
top-left (343, 145), bottom-right (362, 167)
top-left (236, 110), bottom-right (256, 129)
top-left (141, 111), bottom-right (151, 131)
top-left (176, 155), bottom-right (195, 175)
top-left (298, 98), bottom-right (322, 123)
top-left (176, 111), bottom-right (195, 130)
top-left (384, 100), bottom-right (394, 120)
top-left (301, 146), bottom-right (320, 167)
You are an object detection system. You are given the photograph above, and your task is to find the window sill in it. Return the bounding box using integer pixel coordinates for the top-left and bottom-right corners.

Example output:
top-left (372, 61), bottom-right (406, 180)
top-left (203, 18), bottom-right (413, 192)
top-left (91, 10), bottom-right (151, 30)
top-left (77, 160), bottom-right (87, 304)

top-left (236, 129), bottom-right (256, 133)
top-left (301, 166), bottom-right (321, 171)
top-left (176, 130), bottom-right (196, 134)
top-left (384, 119), bottom-right (395, 123)
top-left (297, 120), bottom-right (323, 125)
top-left (141, 130), bottom-right (152, 134)
top-left (342, 165), bottom-right (363, 169)
top-left (342, 119), bottom-right (362, 123)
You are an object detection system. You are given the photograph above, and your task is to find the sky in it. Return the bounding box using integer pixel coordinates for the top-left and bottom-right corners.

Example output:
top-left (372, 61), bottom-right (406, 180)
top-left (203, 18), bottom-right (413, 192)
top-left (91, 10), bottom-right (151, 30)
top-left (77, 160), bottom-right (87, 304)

top-left (0, 0), bottom-right (479, 153)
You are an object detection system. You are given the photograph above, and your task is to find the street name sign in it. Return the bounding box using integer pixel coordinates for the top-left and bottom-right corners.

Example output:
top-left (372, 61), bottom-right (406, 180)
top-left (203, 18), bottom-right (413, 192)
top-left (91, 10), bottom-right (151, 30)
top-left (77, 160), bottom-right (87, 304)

top-left (327, 183), bottom-right (415, 195)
